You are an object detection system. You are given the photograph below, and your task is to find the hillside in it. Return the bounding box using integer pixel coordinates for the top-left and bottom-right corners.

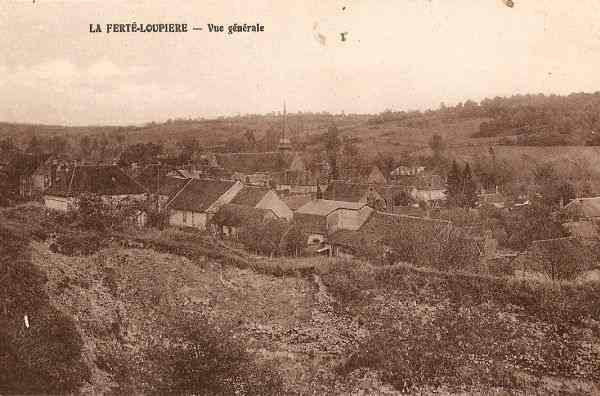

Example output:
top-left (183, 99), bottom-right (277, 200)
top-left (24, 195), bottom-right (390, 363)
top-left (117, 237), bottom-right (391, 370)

top-left (3, 208), bottom-right (599, 395)
top-left (5, 92), bottom-right (600, 162)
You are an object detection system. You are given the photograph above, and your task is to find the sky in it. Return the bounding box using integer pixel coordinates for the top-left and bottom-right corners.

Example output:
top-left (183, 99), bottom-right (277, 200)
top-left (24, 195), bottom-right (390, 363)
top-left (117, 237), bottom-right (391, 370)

top-left (1, 0), bottom-right (600, 125)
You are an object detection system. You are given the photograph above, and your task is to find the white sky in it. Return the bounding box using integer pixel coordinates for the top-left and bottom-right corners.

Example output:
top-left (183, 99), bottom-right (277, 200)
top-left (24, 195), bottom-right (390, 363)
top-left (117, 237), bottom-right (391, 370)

top-left (1, 0), bottom-right (600, 125)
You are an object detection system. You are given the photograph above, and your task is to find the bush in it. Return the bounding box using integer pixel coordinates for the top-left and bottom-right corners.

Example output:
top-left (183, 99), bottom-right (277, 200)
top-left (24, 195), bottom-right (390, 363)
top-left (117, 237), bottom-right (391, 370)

top-left (145, 312), bottom-right (284, 395)
top-left (51, 232), bottom-right (107, 256)
top-left (0, 225), bottom-right (89, 394)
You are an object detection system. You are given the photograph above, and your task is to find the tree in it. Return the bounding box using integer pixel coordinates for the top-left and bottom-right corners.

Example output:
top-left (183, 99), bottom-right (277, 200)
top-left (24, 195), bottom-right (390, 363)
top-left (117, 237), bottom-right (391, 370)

top-left (176, 137), bottom-right (200, 162)
top-left (374, 152), bottom-right (397, 180)
top-left (324, 124), bottom-right (341, 180)
top-left (26, 134), bottom-right (43, 155)
top-left (428, 134), bottom-right (445, 157)
top-left (119, 142), bottom-right (164, 166)
top-left (500, 199), bottom-right (567, 250)
top-left (445, 161), bottom-right (463, 208)
top-left (79, 135), bottom-right (93, 157)
top-left (462, 163), bottom-right (478, 208)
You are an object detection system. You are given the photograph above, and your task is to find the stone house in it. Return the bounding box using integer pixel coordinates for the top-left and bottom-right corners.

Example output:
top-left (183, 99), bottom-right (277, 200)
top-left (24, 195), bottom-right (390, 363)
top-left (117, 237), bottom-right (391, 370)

top-left (43, 164), bottom-right (148, 212)
top-left (294, 199), bottom-right (373, 246)
top-left (166, 179), bottom-right (243, 230)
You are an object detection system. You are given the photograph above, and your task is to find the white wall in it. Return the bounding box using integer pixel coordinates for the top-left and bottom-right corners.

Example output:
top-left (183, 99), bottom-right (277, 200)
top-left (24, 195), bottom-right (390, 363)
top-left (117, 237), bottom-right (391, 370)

top-left (256, 190), bottom-right (293, 220)
top-left (43, 195), bottom-right (73, 212)
top-left (169, 209), bottom-right (208, 230)
top-left (326, 206), bottom-right (372, 234)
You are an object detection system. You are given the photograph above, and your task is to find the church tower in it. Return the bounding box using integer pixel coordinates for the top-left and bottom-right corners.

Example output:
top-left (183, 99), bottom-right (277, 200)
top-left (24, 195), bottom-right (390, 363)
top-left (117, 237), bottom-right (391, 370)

top-left (277, 101), bottom-right (293, 153)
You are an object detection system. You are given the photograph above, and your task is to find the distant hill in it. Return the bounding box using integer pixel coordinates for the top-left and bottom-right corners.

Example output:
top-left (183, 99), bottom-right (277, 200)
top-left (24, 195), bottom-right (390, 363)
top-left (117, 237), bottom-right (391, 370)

top-left (2, 92), bottom-right (600, 161)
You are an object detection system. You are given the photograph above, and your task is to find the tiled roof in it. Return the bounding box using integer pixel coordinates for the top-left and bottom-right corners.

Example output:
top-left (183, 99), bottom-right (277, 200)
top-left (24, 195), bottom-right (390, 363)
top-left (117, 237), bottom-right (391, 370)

top-left (230, 186), bottom-right (269, 206)
top-left (324, 181), bottom-right (373, 202)
top-left (296, 199), bottom-right (366, 217)
top-left (158, 177), bottom-right (190, 201)
top-left (215, 152), bottom-right (294, 173)
top-left (5, 153), bottom-right (50, 177)
top-left (211, 203), bottom-right (273, 226)
top-left (563, 197), bottom-right (600, 218)
top-left (45, 165), bottom-right (147, 197)
top-left (136, 164), bottom-right (185, 193)
top-left (329, 211), bottom-right (451, 257)
top-left (168, 178), bottom-right (236, 213)
top-left (282, 194), bottom-right (313, 211)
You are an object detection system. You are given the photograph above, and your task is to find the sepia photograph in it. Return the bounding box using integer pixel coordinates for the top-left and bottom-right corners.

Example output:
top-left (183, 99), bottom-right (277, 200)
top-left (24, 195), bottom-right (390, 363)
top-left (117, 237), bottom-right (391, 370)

top-left (1, 0), bottom-right (600, 394)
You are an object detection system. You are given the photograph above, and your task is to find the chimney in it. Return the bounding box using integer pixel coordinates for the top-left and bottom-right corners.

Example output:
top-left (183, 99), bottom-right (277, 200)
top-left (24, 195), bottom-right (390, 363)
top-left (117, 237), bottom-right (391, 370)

top-left (316, 182), bottom-right (323, 200)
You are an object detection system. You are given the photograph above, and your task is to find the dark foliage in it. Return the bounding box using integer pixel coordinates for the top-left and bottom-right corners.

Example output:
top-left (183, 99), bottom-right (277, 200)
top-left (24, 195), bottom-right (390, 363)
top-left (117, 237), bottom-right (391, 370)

top-left (0, 225), bottom-right (89, 394)
top-left (146, 313), bottom-right (284, 395)
top-left (50, 232), bottom-right (107, 256)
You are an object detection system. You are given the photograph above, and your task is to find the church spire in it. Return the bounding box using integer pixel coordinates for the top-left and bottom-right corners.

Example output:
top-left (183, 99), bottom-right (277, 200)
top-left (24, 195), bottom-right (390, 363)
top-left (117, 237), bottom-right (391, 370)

top-left (282, 100), bottom-right (287, 141)
top-left (278, 100), bottom-right (292, 153)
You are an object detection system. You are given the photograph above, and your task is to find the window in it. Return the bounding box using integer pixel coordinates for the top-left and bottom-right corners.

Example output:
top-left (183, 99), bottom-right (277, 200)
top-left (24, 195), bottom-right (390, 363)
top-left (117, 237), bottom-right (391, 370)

top-left (182, 211), bottom-right (188, 224)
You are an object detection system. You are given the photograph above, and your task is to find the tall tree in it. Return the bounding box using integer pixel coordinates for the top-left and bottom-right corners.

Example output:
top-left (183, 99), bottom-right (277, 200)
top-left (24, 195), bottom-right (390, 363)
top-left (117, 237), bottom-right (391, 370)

top-left (26, 134), bottom-right (43, 155)
top-left (445, 160), bottom-right (463, 208)
top-left (324, 125), bottom-right (341, 180)
top-left (462, 163), bottom-right (478, 208)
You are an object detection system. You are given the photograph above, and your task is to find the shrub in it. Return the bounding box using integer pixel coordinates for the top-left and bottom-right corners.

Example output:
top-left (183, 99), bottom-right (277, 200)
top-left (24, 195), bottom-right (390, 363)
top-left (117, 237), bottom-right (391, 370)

top-left (146, 312), bottom-right (284, 395)
top-left (238, 219), bottom-right (288, 256)
top-left (51, 232), bottom-right (106, 256)
top-left (0, 225), bottom-right (89, 394)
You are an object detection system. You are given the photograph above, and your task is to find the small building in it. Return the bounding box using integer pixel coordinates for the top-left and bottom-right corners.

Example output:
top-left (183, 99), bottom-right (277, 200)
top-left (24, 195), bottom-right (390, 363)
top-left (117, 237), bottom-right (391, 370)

top-left (294, 199), bottom-right (373, 246)
top-left (43, 165), bottom-right (148, 212)
top-left (355, 165), bottom-right (387, 185)
top-left (211, 203), bottom-right (277, 238)
top-left (413, 174), bottom-right (446, 205)
top-left (391, 165), bottom-right (425, 177)
top-left (562, 197), bottom-right (600, 222)
top-left (166, 179), bottom-right (243, 230)
top-left (230, 185), bottom-right (293, 220)
top-left (329, 211), bottom-right (451, 260)
top-left (324, 181), bottom-right (387, 209)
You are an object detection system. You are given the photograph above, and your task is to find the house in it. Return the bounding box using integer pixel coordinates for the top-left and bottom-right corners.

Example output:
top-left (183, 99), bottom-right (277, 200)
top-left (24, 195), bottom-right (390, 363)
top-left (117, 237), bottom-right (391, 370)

top-left (562, 197), bottom-right (600, 222)
top-left (3, 153), bottom-right (51, 198)
top-left (211, 204), bottom-right (278, 238)
top-left (43, 165), bottom-right (148, 212)
top-left (391, 165), bottom-right (425, 177)
top-left (135, 164), bottom-right (191, 211)
top-left (324, 181), bottom-right (388, 209)
top-left (413, 174), bottom-right (446, 205)
top-left (229, 185), bottom-right (293, 220)
top-left (294, 199), bottom-right (373, 246)
top-left (354, 165), bottom-right (387, 184)
top-left (563, 221), bottom-right (599, 245)
top-left (213, 151), bottom-right (315, 189)
top-left (329, 211), bottom-right (452, 260)
top-left (281, 194), bottom-right (313, 211)
top-left (478, 191), bottom-right (508, 209)
top-left (166, 179), bottom-right (243, 230)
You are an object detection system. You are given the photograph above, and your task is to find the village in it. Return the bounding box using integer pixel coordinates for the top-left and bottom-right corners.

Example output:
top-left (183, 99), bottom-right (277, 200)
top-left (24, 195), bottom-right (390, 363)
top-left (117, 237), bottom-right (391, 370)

top-left (1, 105), bottom-right (599, 283)
top-left (2, 107), bottom-right (600, 394)
top-left (3, 0), bottom-right (600, 392)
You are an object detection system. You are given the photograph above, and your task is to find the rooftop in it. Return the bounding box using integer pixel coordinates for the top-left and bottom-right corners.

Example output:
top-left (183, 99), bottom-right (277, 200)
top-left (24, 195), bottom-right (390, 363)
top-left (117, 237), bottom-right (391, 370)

top-left (45, 165), bottom-right (147, 197)
top-left (295, 199), bottom-right (367, 217)
top-left (168, 178), bottom-right (237, 213)
top-left (230, 186), bottom-right (270, 207)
